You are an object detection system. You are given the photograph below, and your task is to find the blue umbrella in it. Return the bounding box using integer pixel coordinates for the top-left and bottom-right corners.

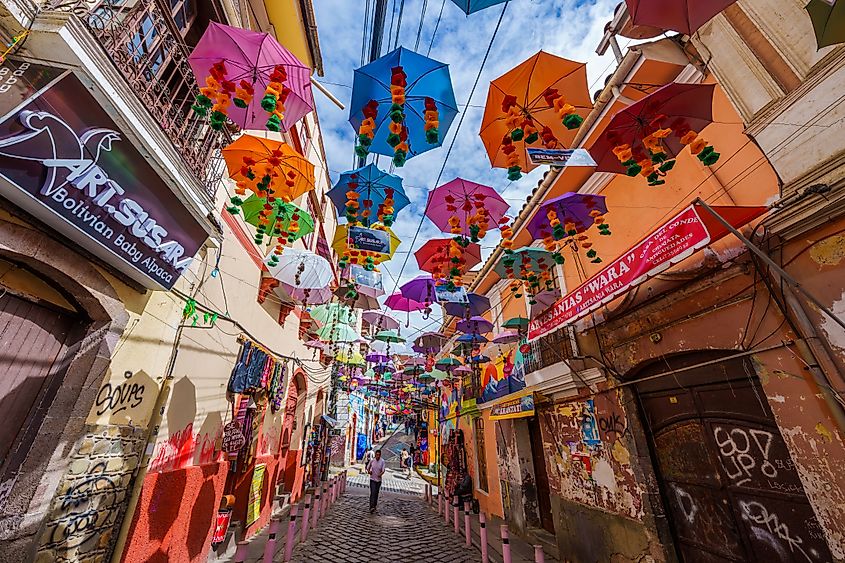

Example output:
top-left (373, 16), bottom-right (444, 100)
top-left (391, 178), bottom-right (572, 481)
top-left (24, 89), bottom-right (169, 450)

top-left (450, 0), bottom-right (510, 14)
top-left (327, 163), bottom-right (410, 227)
top-left (443, 292), bottom-right (491, 317)
top-left (457, 333), bottom-right (489, 344)
top-left (350, 47), bottom-right (458, 166)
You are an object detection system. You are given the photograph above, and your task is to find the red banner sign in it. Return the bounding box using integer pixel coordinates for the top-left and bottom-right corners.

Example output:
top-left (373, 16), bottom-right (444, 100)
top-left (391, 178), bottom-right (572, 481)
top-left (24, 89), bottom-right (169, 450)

top-left (211, 510), bottom-right (232, 545)
top-left (529, 205), bottom-right (712, 341)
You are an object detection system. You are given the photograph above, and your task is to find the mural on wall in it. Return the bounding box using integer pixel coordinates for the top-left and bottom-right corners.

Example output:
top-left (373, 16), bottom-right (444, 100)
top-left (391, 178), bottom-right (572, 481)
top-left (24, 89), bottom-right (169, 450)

top-left (440, 382), bottom-right (461, 441)
top-left (538, 389), bottom-right (644, 520)
top-left (479, 341), bottom-right (527, 404)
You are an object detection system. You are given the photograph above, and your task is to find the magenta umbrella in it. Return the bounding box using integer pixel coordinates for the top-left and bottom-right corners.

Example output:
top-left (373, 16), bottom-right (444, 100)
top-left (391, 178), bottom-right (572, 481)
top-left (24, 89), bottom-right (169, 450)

top-left (492, 330), bottom-right (521, 344)
top-left (425, 178), bottom-right (510, 241)
top-left (189, 22), bottom-right (314, 131)
top-left (527, 193), bottom-right (609, 241)
top-left (400, 275), bottom-right (439, 304)
top-left (385, 293), bottom-right (426, 312)
top-left (626, 0), bottom-right (738, 36)
top-left (456, 316), bottom-right (494, 334)
top-left (362, 310), bottom-right (400, 331)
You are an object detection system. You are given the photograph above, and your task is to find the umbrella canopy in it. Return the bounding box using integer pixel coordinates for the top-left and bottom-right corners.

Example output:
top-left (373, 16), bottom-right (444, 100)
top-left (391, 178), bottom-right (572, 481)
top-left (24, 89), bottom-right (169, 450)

top-left (807, 0), bottom-right (845, 48)
top-left (452, 365), bottom-right (473, 376)
top-left (333, 287), bottom-right (379, 310)
top-left (336, 350), bottom-right (366, 366)
top-left (362, 310), bottom-right (400, 331)
top-left (365, 352), bottom-right (391, 364)
top-left (188, 22), bottom-right (314, 131)
top-left (429, 369), bottom-right (450, 381)
top-left (456, 315), bottom-right (494, 334)
top-left (385, 293), bottom-right (427, 312)
top-left (626, 0), bottom-right (738, 36)
top-left (400, 275), bottom-right (440, 304)
top-left (503, 316), bottom-right (529, 329)
top-left (332, 223), bottom-right (402, 259)
top-left (528, 193), bottom-right (609, 241)
top-left (589, 83), bottom-right (720, 186)
top-left (435, 357), bottom-right (462, 368)
top-left (425, 179), bottom-right (510, 241)
top-left (223, 135), bottom-right (315, 202)
top-left (457, 333), bottom-right (488, 344)
top-left (310, 303), bottom-right (355, 326)
top-left (530, 290), bottom-right (560, 317)
top-left (415, 238), bottom-right (483, 274)
top-left (450, 0), bottom-right (509, 14)
top-left (304, 339), bottom-right (325, 350)
top-left (480, 52), bottom-right (591, 180)
top-left (414, 332), bottom-right (447, 354)
top-left (469, 354), bottom-right (491, 364)
top-left (279, 283), bottom-right (332, 305)
top-left (266, 248), bottom-right (333, 289)
top-left (327, 164), bottom-right (410, 227)
top-left (317, 323), bottom-right (361, 343)
top-left (350, 47), bottom-right (459, 166)
top-left (494, 247), bottom-right (556, 278)
top-left (238, 197), bottom-right (314, 242)
top-left (443, 293), bottom-right (491, 318)
top-left (492, 330), bottom-right (521, 344)
top-left (374, 329), bottom-right (406, 343)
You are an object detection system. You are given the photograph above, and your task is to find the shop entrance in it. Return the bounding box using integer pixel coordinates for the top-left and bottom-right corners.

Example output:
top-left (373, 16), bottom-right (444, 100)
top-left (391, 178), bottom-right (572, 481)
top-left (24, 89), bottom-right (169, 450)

top-left (635, 352), bottom-right (832, 562)
top-left (527, 416), bottom-right (555, 534)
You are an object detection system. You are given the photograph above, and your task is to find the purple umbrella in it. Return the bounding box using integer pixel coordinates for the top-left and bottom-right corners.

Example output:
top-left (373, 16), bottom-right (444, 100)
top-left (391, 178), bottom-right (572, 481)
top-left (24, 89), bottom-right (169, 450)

top-left (527, 193), bottom-right (608, 242)
top-left (404, 356), bottom-right (427, 367)
top-left (414, 332), bottom-right (447, 353)
top-left (188, 22), bottom-right (314, 131)
top-left (456, 316), bottom-right (494, 334)
top-left (426, 178), bottom-right (510, 239)
top-left (452, 365), bottom-right (472, 376)
top-left (385, 293), bottom-right (426, 312)
top-left (366, 352), bottom-right (391, 364)
top-left (304, 339), bottom-right (325, 350)
top-left (530, 290), bottom-right (559, 317)
top-left (443, 293), bottom-right (491, 317)
top-left (400, 276), bottom-right (440, 304)
top-left (362, 310), bottom-right (400, 331)
top-left (492, 330), bottom-right (521, 344)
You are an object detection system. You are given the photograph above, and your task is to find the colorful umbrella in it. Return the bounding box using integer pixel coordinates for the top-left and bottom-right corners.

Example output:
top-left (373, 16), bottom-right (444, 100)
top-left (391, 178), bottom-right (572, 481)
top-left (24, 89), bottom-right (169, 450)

top-left (327, 164), bottom-right (410, 227)
top-left (469, 354), bottom-right (491, 364)
top-left (456, 315), bottom-right (493, 334)
top-left (457, 333), bottom-right (488, 344)
top-left (807, 0), bottom-right (845, 48)
top-left (336, 349), bottom-right (366, 366)
top-left (365, 352), bottom-right (391, 364)
top-left (310, 303), bottom-right (355, 326)
top-left (495, 246), bottom-right (558, 304)
top-left (435, 357), bottom-right (462, 368)
top-left (374, 329), bottom-right (406, 344)
top-left (304, 339), bottom-right (325, 350)
top-left (492, 330), bottom-right (521, 344)
top-left (502, 316), bottom-right (529, 329)
top-left (400, 276), bottom-right (440, 305)
top-left (527, 193), bottom-right (610, 263)
top-left (530, 290), bottom-right (559, 317)
top-left (480, 52), bottom-right (592, 180)
top-left (238, 197), bottom-right (314, 241)
top-left (279, 283), bottom-right (332, 305)
top-left (443, 293), bottom-right (490, 318)
top-left (385, 293), bottom-right (427, 312)
top-left (589, 83), bottom-right (720, 186)
top-left (266, 248), bottom-right (333, 289)
top-left (318, 323), bottom-right (361, 343)
top-left (333, 286), bottom-right (379, 310)
top-left (224, 135), bottom-right (315, 201)
top-left (332, 223), bottom-right (402, 259)
top-left (429, 369), bottom-right (450, 381)
top-left (425, 179), bottom-right (510, 242)
top-left (350, 47), bottom-right (458, 166)
top-left (450, 0), bottom-right (509, 14)
top-left (188, 22), bottom-right (314, 132)
top-left (452, 365), bottom-right (473, 376)
top-left (362, 310), bottom-right (400, 331)
top-left (626, 0), bottom-right (739, 36)
top-left (415, 238), bottom-right (482, 282)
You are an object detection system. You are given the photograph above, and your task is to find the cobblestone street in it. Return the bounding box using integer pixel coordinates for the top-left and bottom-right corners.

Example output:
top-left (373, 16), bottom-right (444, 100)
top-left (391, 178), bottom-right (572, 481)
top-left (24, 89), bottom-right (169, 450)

top-left (285, 486), bottom-right (479, 563)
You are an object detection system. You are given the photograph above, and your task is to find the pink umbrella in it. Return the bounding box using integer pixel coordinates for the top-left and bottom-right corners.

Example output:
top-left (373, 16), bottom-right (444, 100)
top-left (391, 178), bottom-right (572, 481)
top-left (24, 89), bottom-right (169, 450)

top-left (305, 339), bottom-right (325, 350)
top-left (425, 178), bottom-right (510, 241)
top-left (492, 330), bottom-right (521, 344)
top-left (278, 283), bottom-right (332, 305)
top-left (456, 316), bottom-right (494, 334)
top-left (189, 22), bottom-right (314, 132)
top-left (362, 310), bottom-right (400, 331)
top-left (385, 293), bottom-right (426, 312)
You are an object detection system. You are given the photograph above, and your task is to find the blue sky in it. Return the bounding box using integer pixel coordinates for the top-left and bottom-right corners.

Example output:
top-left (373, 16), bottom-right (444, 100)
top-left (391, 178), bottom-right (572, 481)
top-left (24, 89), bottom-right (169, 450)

top-left (311, 0), bottom-right (621, 339)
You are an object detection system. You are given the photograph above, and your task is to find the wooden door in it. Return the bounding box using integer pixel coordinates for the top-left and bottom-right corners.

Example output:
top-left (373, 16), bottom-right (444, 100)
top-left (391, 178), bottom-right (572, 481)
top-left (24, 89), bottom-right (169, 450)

top-left (637, 354), bottom-right (832, 562)
top-left (0, 291), bottom-right (76, 465)
top-left (528, 416), bottom-right (556, 534)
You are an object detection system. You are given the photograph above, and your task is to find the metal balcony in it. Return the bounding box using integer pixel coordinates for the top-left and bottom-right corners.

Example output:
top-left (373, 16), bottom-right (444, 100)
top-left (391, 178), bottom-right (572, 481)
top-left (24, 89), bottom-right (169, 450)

top-left (524, 325), bottom-right (578, 375)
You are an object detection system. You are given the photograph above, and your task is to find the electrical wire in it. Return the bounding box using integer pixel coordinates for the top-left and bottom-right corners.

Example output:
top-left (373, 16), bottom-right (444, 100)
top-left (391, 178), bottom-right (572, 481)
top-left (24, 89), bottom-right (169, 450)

top-left (414, 0), bottom-right (429, 51)
top-left (427, 0), bottom-right (446, 55)
top-left (392, 0), bottom-right (406, 50)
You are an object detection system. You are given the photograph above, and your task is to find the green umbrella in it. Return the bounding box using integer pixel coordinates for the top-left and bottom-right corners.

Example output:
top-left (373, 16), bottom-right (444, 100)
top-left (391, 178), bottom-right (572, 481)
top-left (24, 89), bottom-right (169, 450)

top-left (503, 316), bottom-right (529, 329)
top-left (374, 329), bottom-right (405, 344)
top-left (807, 0), bottom-right (845, 48)
top-left (417, 370), bottom-right (434, 382)
top-left (429, 369), bottom-right (449, 381)
top-left (435, 357), bottom-right (462, 368)
top-left (240, 195), bottom-right (314, 240)
top-left (310, 303), bottom-right (355, 326)
top-left (316, 322), bottom-right (360, 343)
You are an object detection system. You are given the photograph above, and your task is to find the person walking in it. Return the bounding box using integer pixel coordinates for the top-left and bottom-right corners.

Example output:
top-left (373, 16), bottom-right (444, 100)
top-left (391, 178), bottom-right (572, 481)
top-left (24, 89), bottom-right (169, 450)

top-left (362, 446), bottom-right (374, 466)
top-left (408, 443), bottom-right (416, 476)
top-left (366, 449), bottom-right (386, 513)
top-left (400, 448), bottom-right (411, 478)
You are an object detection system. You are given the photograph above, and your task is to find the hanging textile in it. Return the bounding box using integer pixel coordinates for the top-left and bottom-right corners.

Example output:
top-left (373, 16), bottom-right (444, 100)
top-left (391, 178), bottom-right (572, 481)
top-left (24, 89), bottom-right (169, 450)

top-left (270, 361), bottom-right (288, 413)
top-left (228, 337), bottom-right (287, 396)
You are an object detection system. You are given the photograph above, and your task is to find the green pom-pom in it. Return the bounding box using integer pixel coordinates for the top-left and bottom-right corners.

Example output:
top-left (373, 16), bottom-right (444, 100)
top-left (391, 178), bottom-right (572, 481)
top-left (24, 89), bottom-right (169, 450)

top-left (625, 163), bottom-right (642, 177)
top-left (650, 151), bottom-right (668, 164)
top-left (266, 114), bottom-right (282, 132)
top-left (567, 229), bottom-right (578, 237)
top-left (195, 94), bottom-right (212, 106)
top-left (358, 134), bottom-right (373, 147)
top-left (426, 128), bottom-right (439, 144)
top-left (233, 98), bottom-right (248, 109)
top-left (510, 128), bottom-right (524, 141)
top-left (591, 257), bottom-right (602, 264)
top-left (392, 152), bottom-right (406, 167)
top-left (355, 145), bottom-right (369, 158)
top-left (507, 166), bottom-right (522, 181)
top-left (191, 104), bottom-right (208, 116)
top-left (701, 152), bottom-right (720, 166)
top-left (386, 133), bottom-right (401, 147)
top-left (524, 131), bottom-right (539, 144)
top-left (647, 173), bottom-right (665, 186)
top-left (586, 249), bottom-right (597, 259)
top-left (229, 196), bottom-right (243, 206)
top-left (261, 94), bottom-right (278, 112)
top-left (658, 159), bottom-right (676, 173)
top-left (562, 113), bottom-right (583, 130)
top-left (390, 110), bottom-right (404, 123)
top-left (553, 253), bottom-right (565, 265)
top-left (226, 206), bottom-right (240, 215)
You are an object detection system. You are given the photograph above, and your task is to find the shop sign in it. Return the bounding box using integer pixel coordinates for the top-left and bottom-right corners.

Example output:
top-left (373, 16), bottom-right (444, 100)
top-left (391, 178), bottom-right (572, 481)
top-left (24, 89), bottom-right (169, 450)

top-left (0, 60), bottom-right (208, 290)
top-left (529, 205), bottom-right (711, 341)
top-left (434, 284), bottom-right (468, 303)
top-left (345, 264), bottom-right (383, 291)
top-left (527, 147), bottom-right (596, 167)
top-left (211, 509), bottom-right (232, 546)
top-left (349, 226), bottom-right (390, 254)
top-left (489, 390), bottom-right (535, 421)
top-left (221, 422), bottom-right (246, 453)
top-left (246, 464), bottom-right (266, 527)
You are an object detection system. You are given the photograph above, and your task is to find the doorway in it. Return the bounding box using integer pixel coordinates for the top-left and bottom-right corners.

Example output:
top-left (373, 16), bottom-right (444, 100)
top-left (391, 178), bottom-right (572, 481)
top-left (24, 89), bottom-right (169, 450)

top-left (527, 416), bottom-right (555, 534)
top-left (636, 353), bottom-right (832, 562)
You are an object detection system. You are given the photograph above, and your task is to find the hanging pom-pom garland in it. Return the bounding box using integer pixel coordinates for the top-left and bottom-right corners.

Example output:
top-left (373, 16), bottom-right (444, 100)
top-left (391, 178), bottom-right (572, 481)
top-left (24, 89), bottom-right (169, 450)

top-left (262, 65), bottom-right (292, 132)
top-left (543, 88), bottom-right (583, 130)
top-left (379, 188), bottom-right (395, 226)
top-left (356, 100), bottom-right (379, 158)
top-left (424, 97), bottom-right (440, 145)
top-left (386, 66), bottom-right (409, 167)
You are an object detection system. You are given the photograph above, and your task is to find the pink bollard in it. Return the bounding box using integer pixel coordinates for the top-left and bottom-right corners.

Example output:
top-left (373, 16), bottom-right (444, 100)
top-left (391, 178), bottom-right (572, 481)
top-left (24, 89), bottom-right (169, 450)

top-left (453, 504), bottom-right (459, 534)
top-left (438, 492), bottom-right (443, 515)
top-left (501, 525), bottom-right (512, 563)
top-left (263, 516), bottom-right (283, 562)
top-left (479, 512), bottom-right (489, 563)
top-left (534, 545), bottom-right (545, 563)
top-left (328, 479), bottom-right (335, 506)
top-left (464, 501), bottom-right (471, 547)
top-left (322, 483), bottom-right (329, 514)
top-left (445, 496), bottom-right (450, 524)
top-left (234, 540), bottom-right (249, 563)
top-left (312, 488), bottom-right (322, 527)
top-left (282, 504), bottom-right (299, 562)
top-left (301, 494), bottom-right (312, 542)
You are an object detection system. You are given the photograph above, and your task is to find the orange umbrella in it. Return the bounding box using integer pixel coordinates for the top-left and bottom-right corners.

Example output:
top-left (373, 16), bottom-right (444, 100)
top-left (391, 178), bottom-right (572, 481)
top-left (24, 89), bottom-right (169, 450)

top-left (223, 134), bottom-right (315, 206)
top-left (479, 52), bottom-right (592, 181)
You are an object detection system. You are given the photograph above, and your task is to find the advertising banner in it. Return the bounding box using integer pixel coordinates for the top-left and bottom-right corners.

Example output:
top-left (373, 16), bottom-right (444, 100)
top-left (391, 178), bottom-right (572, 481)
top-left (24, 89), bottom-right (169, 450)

top-left (345, 264), bottom-right (383, 291)
top-left (0, 60), bottom-right (208, 290)
top-left (211, 510), bottom-right (232, 546)
top-left (246, 463), bottom-right (266, 527)
top-left (529, 205), bottom-right (712, 341)
top-left (489, 390), bottom-right (535, 421)
top-left (434, 284), bottom-right (468, 303)
top-left (527, 147), bottom-right (597, 167)
top-left (349, 226), bottom-right (390, 254)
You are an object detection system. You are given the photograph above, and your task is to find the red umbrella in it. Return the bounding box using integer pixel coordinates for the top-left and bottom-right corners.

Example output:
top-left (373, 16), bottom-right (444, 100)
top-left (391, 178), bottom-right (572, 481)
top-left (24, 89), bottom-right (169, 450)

top-left (415, 238), bottom-right (482, 275)
top-left (626, 0), bottom-right (738, 36)
top-left (589, 83), bottom-right (721, 186)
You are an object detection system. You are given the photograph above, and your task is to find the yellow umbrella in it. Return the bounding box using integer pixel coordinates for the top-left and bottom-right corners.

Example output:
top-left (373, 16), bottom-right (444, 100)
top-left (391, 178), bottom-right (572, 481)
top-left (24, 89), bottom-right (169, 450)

top-left (335, 350), bottom-right (366, 366)
top-left (331, 224), bottom-right (402, 259)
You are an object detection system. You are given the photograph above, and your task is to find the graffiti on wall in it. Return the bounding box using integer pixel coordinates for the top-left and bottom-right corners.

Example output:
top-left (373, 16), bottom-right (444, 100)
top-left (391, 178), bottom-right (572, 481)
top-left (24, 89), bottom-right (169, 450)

top-left (149, 423), bottom-right (221, 472)
top-left (37, 425), bottom-right (146, 562)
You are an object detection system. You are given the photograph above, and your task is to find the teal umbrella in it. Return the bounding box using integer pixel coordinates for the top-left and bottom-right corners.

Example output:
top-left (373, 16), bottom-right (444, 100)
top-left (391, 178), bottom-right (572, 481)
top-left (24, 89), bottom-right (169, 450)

top-left (310, 303), bottom-right (355, 326)
top-left (316, 322), bottom-right (360, 343)
top-left (807, 0), bottom-right (845, 48)
top-left (374, 329), bottom-right (405, 344)
top-left (429, 369), bottom-right (449, 381)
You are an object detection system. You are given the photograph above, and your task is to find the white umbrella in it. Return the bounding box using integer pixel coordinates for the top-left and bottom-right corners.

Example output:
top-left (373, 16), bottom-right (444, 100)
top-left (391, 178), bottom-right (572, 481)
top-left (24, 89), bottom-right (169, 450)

top-left (266, 248), bottom-right (333, 289)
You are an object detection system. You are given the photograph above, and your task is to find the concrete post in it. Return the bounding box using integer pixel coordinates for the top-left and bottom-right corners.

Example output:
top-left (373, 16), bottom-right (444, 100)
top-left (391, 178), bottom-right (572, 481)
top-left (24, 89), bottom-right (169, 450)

top-left (322, 483), bottom-right (329, 514)
top-left (479, 512), bottom-right (489, 563)
top-left (328, 479), bottom-right (335, 506)
top-left (262, 516), bottom-right (283, 563)
top-left (234, 540), bottom-right (249, 563)
top-left (301, 494), bottom-right (312, 542)
top-left (445, 496), bottom-right (450, 524)
top-left (313, 487), bottom-right (322, 527)
top-left (282, 504), bottom-right (299, 562)
top-left (453, 504), bottom-right (459, 534)
top-left (534, 545), bottom-right (545, 563)
top-left (501, 525), bottom-right (511, 563)
top-left (464, 501), bottom-right (471, 547)
top-left (438, 492), bottom-right (443, 515)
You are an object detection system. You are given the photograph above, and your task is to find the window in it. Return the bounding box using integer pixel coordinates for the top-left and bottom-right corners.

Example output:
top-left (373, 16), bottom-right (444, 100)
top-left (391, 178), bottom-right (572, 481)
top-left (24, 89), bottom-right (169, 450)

top-left (474, 417), bottom-right (489, 492)
top-left (128, 15), bottom-right (165, 76)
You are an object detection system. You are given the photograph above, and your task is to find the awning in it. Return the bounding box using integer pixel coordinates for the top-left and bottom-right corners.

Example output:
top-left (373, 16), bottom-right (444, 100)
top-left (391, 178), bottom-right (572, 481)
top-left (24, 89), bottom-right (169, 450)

top-left (489, 390), bottom-right (536, 421)
top-left (321, 414), bottom-right (338, 428)
top-left (528, 202), bottom-right (768, 341)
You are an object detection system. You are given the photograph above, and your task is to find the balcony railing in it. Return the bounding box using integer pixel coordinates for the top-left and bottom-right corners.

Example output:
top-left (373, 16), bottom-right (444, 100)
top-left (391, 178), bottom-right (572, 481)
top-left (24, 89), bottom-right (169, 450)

top-left (56, 0), bottom-right (229, 204)
top-left (524, 325), bottom-right (578, 375)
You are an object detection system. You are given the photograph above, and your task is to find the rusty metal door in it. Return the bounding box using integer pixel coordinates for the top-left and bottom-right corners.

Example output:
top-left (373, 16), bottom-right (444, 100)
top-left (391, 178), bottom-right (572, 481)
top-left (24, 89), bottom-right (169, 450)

top-left (528, 416), bottom-right (556, 534)
top-left (0, 291), bottom-right (77, 465)
top-left (636, 354), bottom-right (832, 562)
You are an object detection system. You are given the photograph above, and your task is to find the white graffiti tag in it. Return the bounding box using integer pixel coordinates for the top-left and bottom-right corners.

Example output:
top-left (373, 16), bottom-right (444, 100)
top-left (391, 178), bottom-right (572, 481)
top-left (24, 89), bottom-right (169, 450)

top-left (740, 500), bottom-right (815, 562)
top-left (713, 426), bottom-right (778, 486)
